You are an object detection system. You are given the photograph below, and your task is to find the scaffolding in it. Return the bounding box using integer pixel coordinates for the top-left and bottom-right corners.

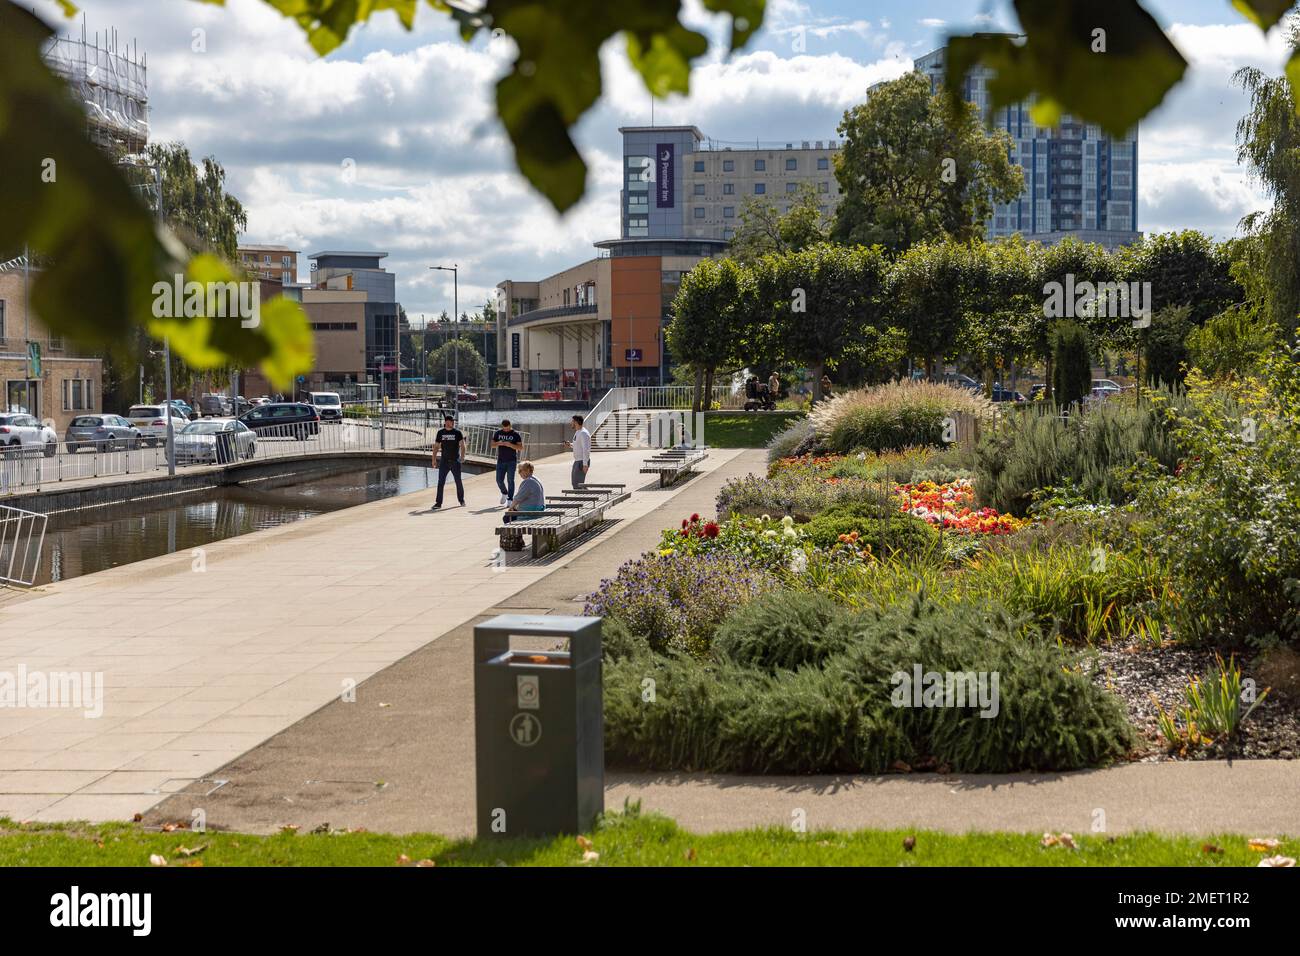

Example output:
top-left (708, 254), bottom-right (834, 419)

top-left (43, 17), bottom-right (149, 154)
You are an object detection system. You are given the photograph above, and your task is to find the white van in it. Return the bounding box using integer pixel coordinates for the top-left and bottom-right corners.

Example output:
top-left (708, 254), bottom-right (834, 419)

top-left (306, 391), bottom-right (343, 421)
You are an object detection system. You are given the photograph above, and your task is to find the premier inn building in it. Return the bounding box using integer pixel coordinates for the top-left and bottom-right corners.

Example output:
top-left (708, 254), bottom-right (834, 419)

top-left (496, 125), bottom-right (843, 392)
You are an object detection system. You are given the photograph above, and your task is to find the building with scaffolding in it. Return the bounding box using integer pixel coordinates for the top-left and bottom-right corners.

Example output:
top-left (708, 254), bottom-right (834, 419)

top-left (43, 19), bottom-right (149, 155)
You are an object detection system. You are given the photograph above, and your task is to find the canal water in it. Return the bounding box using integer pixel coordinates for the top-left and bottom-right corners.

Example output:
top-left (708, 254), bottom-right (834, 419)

top-left (33, 463), bottom-right (440, 586)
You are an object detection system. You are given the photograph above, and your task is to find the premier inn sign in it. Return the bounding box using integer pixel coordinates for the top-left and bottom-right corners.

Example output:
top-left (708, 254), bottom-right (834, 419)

top-left (656, 143), bottom-right (674, 208)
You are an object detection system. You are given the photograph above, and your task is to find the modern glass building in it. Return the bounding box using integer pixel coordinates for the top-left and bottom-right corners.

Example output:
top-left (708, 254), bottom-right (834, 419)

top-left (914, 47), bottom-right (1141, 250)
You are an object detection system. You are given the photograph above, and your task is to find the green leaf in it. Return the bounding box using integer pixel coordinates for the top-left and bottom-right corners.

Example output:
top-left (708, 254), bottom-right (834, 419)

top-left (626, 26), bottom-right (708, 98)
top-left (1231, 0), bottom-right (1296, 30)
top-left (945, 0), bottom-right (1187, 139)
top-left (1285, 46), bottom-right (1300, 114)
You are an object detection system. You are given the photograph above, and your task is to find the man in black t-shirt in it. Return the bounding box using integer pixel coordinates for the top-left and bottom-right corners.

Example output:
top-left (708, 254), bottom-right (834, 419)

top-left (489, 418), bottom-right (524, 506)
top-left (432, 413), bottom-right (465, 509)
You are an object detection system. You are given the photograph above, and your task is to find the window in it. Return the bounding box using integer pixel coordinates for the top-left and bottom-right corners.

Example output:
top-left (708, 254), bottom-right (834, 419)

top-left (723, 183), bottom-right (734, 195)
top-left (693, 183), bottom-right (705, 195)
top-left (694, 207), bottom-right (705, 219)
top-left (817, 157), bottom-right (829, 170)
top-left (818, 181), bottom-right (829, 193)
top-left (693, 160), bottom-right (705, 172)
top-left (754, 159), bottom-right (765, 171)
top-left (754, 183), bottom-right (765, 194)
top-left (723, 206), bottom-right (734, 218)
top-left (627, 193), bottom-right (648, 211)
top-left (723, 228), bottom-right (735, 240)
top-left (722, 159), bottom-right (734, 171)
top-left (281, 255), bottom-right (291, 266)
top-left (785, 182), bottom-right (797, 193)
top-left (281, 272), bottom-right (291, 284)
top-left (263, 255), bottom-right (270, 264)
top-left (785, 158), bottom-right (797, 170)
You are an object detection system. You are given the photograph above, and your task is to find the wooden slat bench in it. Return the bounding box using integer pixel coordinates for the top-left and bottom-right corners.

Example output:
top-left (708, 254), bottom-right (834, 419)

top-left (495, 483), bottom-right (630, 558)
top-left (639, 446), bottom-right (709, 487)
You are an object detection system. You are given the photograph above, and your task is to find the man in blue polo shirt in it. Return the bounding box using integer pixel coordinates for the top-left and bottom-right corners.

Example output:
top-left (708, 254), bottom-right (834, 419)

top-left (490, 418), bottom-right (524, 506)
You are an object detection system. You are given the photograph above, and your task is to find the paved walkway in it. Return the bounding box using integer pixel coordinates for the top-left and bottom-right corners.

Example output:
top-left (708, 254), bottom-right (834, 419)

top-left (0, 448), bottom-right (743, 822)
top-left (139, 446), bottom-right (1300, 839)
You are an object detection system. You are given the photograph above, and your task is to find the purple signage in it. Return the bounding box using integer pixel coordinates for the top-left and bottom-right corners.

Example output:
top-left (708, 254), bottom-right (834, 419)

top-left (656, 143), bottom-right (674, 208)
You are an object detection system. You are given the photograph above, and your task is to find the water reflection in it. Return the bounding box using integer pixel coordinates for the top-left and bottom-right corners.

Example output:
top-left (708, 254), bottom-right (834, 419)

top-left (37, 464), bottom-right (437, 585)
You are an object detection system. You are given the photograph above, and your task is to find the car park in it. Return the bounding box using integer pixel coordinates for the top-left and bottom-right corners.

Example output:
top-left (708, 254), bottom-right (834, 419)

top-left (125, 404), bottom-right (190, 446)
top-left (65, 415), bottom-right (142, 452)
top-left (0, 413), bottom-right (58, 456)
top-left (175, 418), bottom-right (257, 464)
top-left (239, 402), bottom-right (321, 438)
top-left (199, 393), bottom-right (231, 417)
top-left (306, 391), bottom-right (343, 421)
top-left (169, 399), bottom-right (199, 421)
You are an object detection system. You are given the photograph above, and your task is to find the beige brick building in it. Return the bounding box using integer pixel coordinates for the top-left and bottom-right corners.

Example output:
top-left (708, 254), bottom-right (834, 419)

top-left (0, 271), bottom-right (103, 431)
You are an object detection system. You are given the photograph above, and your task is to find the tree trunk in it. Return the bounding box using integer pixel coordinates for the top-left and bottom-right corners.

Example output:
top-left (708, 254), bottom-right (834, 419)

top-left (1044, 354), bottom-right (1054, 400)
top-left (703, 366), bottom-right (715, 411)
top-left (692, 366), bottom-right (704, 415)
top-left (810, 361), bottom-right (824, 403)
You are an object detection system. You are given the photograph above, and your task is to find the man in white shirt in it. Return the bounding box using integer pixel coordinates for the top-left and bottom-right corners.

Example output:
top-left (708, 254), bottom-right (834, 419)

top-left (566, 414), bottom-right (591, 488)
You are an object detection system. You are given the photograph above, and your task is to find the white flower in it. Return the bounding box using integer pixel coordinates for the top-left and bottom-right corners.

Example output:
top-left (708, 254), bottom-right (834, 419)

top-left (781, 515), bottom-right (794, 528)
top-left (789, 550), bottom-right (808, 573)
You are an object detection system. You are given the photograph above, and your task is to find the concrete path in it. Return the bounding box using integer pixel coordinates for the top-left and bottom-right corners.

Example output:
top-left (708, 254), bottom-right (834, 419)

top-left (0, 447), bottom-right (743, 822)
top-left (139, 446), bottom-right (1300, 839)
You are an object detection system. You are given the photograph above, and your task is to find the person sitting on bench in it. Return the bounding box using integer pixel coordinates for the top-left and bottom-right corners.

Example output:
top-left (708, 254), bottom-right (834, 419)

top-left (503, 461), bottom-right (545, 523)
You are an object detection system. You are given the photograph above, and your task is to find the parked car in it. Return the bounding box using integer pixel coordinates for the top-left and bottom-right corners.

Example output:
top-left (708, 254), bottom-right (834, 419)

top-left (125, 404), bottom-right (190, 446)
top-left (306, 391), bottom-right (343, 421)
top-left (168, 399), bottom-right (199, 421)
top-left (175, 418), bottom-right (257, 464)
top-left (989, 386), bottom-right (1027, 404)
top-left (239, 402), bottom-right (321, 438)
top-left (231, 395), bottom-right (254, 416)
top-left (0, 413), bottom-right (58, 456)
top-left (1091, 378), bottom-right (1122, 400)
top-left (198, 393), bottom-right (231, 417)
top-left (65, 415), bottom-right (142, 452)
top-left (1029, 383), bottom-right (1048, 401)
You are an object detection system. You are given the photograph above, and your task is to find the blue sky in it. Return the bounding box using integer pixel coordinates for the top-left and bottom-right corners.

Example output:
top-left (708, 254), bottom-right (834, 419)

top-left (31, 0), bottom-right (1297, 317)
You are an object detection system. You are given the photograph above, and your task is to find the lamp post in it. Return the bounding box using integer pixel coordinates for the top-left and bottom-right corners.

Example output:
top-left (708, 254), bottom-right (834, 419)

top-left (430, 264), bottom-right (458, 410)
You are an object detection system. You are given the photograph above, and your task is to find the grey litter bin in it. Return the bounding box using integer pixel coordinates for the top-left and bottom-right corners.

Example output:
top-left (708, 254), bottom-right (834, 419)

top-left (474, 614), bottom-right (603, 838)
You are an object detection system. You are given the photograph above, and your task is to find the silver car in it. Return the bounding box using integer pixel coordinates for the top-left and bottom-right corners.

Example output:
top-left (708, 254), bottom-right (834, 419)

top-left (65, 414), bottom-right (142, 452)
top-left (175, 418), bottom-right (257, 464)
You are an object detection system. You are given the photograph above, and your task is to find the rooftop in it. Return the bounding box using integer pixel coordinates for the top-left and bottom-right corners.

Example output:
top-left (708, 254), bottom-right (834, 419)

top-left (308, 251), bottom-right (389, 261)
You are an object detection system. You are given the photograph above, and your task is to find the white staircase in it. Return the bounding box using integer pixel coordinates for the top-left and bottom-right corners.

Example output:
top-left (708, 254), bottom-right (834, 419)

top-left (592, 410), bottom-right (671, 449)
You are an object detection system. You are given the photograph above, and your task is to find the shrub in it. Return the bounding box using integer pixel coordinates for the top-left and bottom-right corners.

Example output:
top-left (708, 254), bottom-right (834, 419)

top-left (801, 511), bottom-right (940, 556)
top-left (1050, 319), bottom-right (1091, 408)
top-left (808, 379), bottom-right (992, 454)
top-left (973, 396), bottom-right (1183, 516)
top-left (765, 416), bottom-right (816, 462)
top-left (584, 552), bottom-right (779, 658)
top-left (716, 471), bottom-right (888, 521)
top-left (604, 594), bottom-right (1136, 774)
top-left (712, 590), bottom-right (850, 672)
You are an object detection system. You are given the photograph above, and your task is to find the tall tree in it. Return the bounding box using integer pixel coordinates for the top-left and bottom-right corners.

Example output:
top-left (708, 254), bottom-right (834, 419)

top-left (728, 182), bottom-right (830, 264)
top-left (1115, 229), bottom-right (1243, 328)
top-left (1034, 237), bottom-right (1113, 394)
top-left (666, 257), bottom-right (750, 412)
top-left (761, 243), bottom-right (888, 402)
top-left (888, 240), bottom-right (977, 378)
top-left (832, 72), bottom-right (1023, 254)
top-left (146, 142), bottom-right (247, 260)
top-left (1234, 22), bottom-right (1300, 337)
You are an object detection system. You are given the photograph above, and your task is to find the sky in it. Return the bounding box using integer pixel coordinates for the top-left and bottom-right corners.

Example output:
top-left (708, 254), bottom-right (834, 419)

top-left (28, 0), bottom-right (1297, 320)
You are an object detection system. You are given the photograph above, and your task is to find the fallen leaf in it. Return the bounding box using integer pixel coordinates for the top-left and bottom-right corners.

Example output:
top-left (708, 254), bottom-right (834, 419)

top-left (311, 823), bottom-right (331, 834)
top-left (1258, 856), bottom-right (1296, 867)
top-left (176, 844), bottom-right (207, 857)
top-left (161, 823), bottom-right (180, 832)
top-left (1059, 833), bottom-right (1077, 849)
top-left (903, 836), bottom-right (916, 852)
top-left (182, 859), bottom-right (205, 867)
top-left (149, 854), bottom-right (167, 867)
top-left (280, 824), bottom-right (300, 834)
top-left (416, 859), bottom-right (436, 867)
top-left (1040, 833), bottom-right (1059, 848)
top-left (1201, 844), bottom-right (1224, 855)
top-left (132, 813), bottom-right (143, 823)
top-left (1248, 838), bottom-right (1281, 852)
top-left (378, 702), bottom-right (392, 708)
top-left (890, 760), bottom-right (912, 773)
top-left (397, 854), bottom-right (411, 865)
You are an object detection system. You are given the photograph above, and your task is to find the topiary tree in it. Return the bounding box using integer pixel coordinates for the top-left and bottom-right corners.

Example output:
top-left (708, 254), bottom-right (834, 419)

top-left (1050, 320), bottom-right (1092, 409)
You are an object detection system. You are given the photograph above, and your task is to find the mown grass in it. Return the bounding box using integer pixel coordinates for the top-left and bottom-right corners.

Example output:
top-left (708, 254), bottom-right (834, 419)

top-left (1, 813), bottom-right (1293, 867)
top-left (704, 412), bottom-right (805, 448)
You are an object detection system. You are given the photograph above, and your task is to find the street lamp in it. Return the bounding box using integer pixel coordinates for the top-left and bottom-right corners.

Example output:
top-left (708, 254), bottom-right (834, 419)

top-left (430, 264), bottom-right (458, 409)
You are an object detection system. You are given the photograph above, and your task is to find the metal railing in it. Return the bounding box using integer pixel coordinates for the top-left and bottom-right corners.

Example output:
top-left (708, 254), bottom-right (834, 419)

top-left (0, 409), bottom-right (527, 495)
top-left (0, 504), bottom-right (46, 587)
top-left (634, 385), bottom-right (743, 410)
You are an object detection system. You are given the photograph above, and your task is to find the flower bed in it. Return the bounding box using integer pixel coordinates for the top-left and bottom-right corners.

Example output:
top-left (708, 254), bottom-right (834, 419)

top-left (897, 479), bottom-right (1028, 535)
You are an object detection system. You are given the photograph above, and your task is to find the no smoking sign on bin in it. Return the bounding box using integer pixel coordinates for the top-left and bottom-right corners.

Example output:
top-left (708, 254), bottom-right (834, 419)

top-left (473, 615), bottom-right (603, 838)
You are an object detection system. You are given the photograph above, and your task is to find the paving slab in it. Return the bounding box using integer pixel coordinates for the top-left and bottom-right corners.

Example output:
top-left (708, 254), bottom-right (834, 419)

top-left (0, 448), bottom-right (741, 821)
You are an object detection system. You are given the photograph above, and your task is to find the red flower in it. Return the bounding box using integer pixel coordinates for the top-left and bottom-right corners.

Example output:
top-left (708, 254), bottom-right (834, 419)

top-left (690, 513), bottom-right (700, 523)
top-left (682, 518), bottom-right (689, 529)
top-left (703, 521), bottom-right (720, 538)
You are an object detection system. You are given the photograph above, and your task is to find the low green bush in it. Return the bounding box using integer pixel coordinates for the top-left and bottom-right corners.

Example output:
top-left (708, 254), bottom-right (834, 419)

top-left (808, 379), bottom-right (992, 454)
top-left (604, 594), bottom-right (1135, 774)
top-left (712, 590), bottom-right (851, 673)
top-left (801, 511), bottom-right (939, 557)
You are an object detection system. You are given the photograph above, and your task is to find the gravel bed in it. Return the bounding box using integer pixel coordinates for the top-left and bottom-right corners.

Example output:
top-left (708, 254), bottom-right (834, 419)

top-left (1086, 642), bottom-right (1300, 761)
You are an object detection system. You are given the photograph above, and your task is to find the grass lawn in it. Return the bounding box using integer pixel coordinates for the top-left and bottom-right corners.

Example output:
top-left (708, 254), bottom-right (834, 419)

top-left (703, 411), bottom-right (803, 448)
top-left (1, 812), bottom-right (1294, 867)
